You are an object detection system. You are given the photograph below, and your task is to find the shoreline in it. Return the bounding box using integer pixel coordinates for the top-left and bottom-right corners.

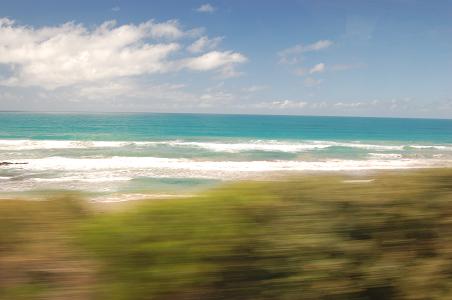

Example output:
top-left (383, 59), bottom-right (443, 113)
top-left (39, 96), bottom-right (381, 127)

top-left (0, 167), bottom-right (448, 203)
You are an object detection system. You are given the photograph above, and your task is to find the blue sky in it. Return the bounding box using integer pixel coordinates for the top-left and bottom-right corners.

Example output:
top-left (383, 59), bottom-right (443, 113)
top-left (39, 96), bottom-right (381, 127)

top-left (0, 0), bottom-right (451, 118)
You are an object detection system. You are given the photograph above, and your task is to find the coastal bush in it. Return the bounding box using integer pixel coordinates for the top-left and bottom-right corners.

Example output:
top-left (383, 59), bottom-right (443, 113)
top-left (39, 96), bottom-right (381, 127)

top-left (2, 170), bottom-right (452, 299)
top-left (78, 170), bottom-right (452, 299)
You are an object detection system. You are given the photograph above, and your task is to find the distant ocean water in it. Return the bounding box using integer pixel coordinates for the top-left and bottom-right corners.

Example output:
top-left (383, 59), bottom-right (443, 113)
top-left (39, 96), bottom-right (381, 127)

top-left (1, 112), bottom-right (452, 201)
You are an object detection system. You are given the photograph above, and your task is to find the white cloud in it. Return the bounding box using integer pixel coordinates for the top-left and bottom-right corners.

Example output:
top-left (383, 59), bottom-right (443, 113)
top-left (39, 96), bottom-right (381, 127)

top-left (309, 63), bottom-right (325, 74)
top-left (295, 63), bottom-right (326, 76)
top-left (41, 78), bottom-right (201, 109)
top-left (309, 101), bottom-right (327, 109)
top-left (182, 51), bottom-right (247, 76)
top-left (196, 3), bottom-right (216, 13)
top-left (216, 64), bottom-right (244, 78)
top-left (257, 100), bottom-right (308, 109)
top-left (278, 40), bottom-right (333, 64)
top-left (234, 98), bottom-right (427, 116)
top-left (200, 90), bottom-right (233, 104)
top-left (111, 6), bottom-right (120, 12)
top-left (301, 40), bottom-right (333, 52)
top-left (295, 62), bottom-right (364, 78)
top-left (191, 82), bottom-right (235, 107)
top-left (0, 18), bottom-right (246, 90)
top-left (334, 101), bottom-right (367, 108)
top-left (187, 36), bottom-right (223, 53)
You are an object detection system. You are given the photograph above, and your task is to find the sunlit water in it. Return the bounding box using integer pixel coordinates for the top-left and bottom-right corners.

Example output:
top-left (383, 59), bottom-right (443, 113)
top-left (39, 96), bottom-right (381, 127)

top-left (1, 112), bottom-right (452, 200)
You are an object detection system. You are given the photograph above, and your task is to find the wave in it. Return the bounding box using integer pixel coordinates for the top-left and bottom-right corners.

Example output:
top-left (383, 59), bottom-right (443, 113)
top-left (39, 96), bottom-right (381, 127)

top-left (368, 153), bottom-right (403, 159)
top-left (407, 145), bottom-right (452, 150)
top-left (0, 139), bottom-right (131, 150)
top-left (1, 139), bottom-right (452, 153)
top-left (32, 176), bottom-right (133, 183)
top-left (1, 156), bottom-right (450, 193)
top-left (5, 156), bottom-right (450, 174)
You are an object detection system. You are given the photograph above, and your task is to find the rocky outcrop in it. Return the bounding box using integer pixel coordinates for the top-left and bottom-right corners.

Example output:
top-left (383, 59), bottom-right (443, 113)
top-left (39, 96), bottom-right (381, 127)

top-left (0, 162), bottom-right (28, 166)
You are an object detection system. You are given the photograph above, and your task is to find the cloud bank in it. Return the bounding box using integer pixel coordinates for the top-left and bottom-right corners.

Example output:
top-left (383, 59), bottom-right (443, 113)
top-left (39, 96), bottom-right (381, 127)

top-left (0, 18), bottom-right (245, 90)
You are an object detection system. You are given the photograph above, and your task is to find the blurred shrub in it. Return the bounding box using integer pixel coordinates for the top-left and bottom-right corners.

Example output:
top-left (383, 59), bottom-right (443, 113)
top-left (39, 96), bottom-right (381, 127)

top-left (78, 170), bottom-right (452, 300)
top-left (2, 170), bottom-right (452, 299)
top-left (0, 195), bottom-right (93, 300)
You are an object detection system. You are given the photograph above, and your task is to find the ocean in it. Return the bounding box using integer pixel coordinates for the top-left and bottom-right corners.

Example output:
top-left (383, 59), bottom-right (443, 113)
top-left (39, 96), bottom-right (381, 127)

top-left (1, 112), bottom-right (452, 201)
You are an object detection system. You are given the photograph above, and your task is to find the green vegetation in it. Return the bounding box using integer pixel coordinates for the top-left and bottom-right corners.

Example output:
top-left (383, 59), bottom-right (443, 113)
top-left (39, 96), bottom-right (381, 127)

top-left (2, 170), bottom-right (452, 299)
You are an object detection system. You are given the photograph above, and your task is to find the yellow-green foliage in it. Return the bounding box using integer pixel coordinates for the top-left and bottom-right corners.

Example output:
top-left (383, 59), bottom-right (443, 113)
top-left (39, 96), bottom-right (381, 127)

top-left (2, 170), bottom-right (452, 299)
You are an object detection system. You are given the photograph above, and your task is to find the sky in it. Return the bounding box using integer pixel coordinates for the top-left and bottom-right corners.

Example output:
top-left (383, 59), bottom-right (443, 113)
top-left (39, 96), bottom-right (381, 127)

top-left (0, 0), bottom-right (452, 118)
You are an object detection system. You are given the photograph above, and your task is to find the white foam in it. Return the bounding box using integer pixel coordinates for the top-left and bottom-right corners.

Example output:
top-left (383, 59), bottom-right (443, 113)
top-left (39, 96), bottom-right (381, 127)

top-left (172, 140), bottom-right (334, 152)
top-left (0, 139), bottom-right (329, 152)
top-left (1, 156), bottom-right (451, 193)
top-left (408, 145), bottom-right (452, 151)
top-left (32, 176), bottom-right (133, 183)
top-left (0, 139), bottom-right (130, 150)
top-left (368, 153), bottom-right (402, 159)
top-left (1, 139), bottom-right (451, 153)
top-left (6, 156), bottom-right (450, 174)
top-left (324, 142), bottom-right (403, 151)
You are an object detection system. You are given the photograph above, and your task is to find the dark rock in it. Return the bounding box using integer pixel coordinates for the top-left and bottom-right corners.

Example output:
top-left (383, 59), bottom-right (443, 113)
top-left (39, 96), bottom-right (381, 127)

top-left (0, 162), bottom-right (28, 166)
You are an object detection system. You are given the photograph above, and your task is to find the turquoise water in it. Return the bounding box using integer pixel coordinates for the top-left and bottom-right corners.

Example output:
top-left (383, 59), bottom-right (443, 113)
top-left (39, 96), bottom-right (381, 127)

top-left (1, 112), bottom-right (452, 200)
top-left (1, 112), bottom-right (452, 142)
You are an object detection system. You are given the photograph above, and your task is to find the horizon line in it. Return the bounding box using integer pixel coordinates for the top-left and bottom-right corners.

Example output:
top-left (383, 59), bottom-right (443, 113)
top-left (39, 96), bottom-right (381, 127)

top-left (0, 110), bottom-right (451, 121)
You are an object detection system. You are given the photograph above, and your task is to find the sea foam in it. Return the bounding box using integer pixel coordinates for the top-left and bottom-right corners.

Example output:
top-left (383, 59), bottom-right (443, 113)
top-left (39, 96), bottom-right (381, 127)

top-left (1, 139), bottom-right (451, 153)
top-left (6, 156), bottom-right (450, 174)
